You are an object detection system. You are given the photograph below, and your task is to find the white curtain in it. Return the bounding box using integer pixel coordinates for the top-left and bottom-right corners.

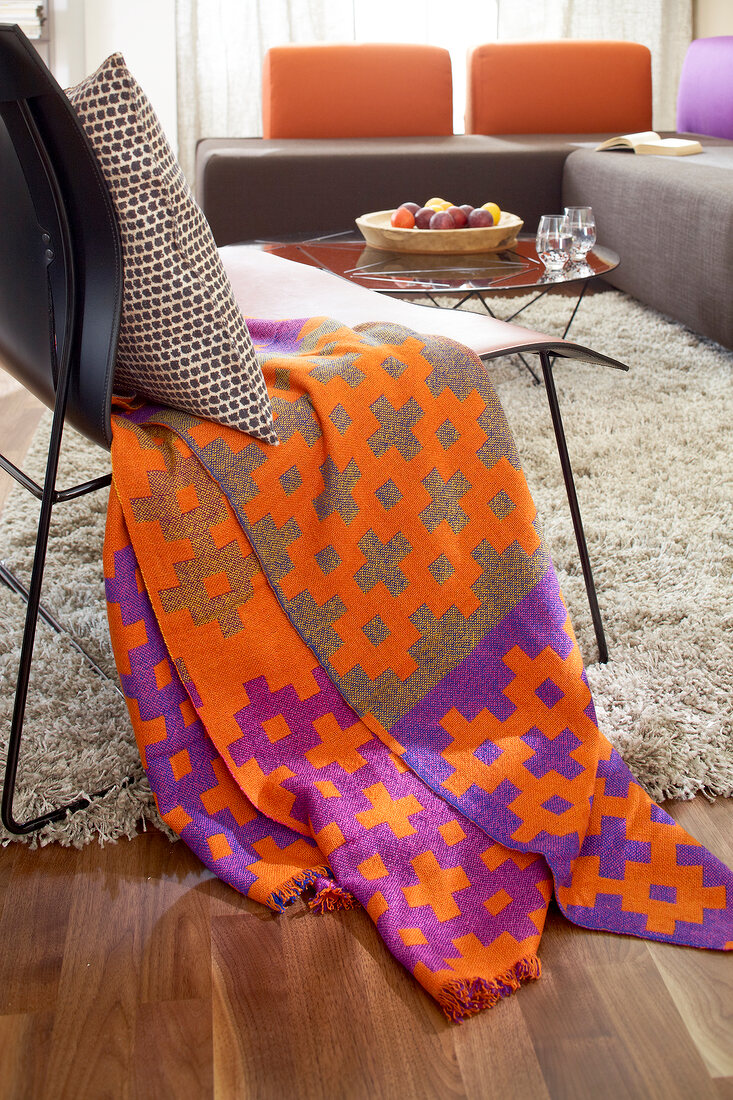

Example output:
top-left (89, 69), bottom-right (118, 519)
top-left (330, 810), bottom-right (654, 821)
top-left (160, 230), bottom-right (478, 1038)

top-left (175, 0), bottom-right (353, 181)
top-left (176, 0), bottom-right (692, 183)
top-left (497, 0), bottom-right (692, 131)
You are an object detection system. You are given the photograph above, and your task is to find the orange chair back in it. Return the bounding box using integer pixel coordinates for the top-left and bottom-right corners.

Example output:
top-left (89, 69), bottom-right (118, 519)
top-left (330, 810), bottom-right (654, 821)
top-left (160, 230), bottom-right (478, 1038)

top-left (262, 42), bottom-right (454, 139)
top-left (466, 40), bottom-right (652, 134)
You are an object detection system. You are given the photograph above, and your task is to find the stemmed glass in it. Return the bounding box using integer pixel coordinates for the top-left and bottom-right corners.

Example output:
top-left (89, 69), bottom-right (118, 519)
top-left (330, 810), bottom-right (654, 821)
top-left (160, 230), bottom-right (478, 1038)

top-left (535, 214), bottom-right (571, 271)
top-left (564, 205), bottom-right (596, 261)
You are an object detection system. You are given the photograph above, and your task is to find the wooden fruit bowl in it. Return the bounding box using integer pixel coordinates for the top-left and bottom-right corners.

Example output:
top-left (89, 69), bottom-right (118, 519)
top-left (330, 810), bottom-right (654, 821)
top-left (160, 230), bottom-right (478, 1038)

top-left (355, 209), bottom-right (523, 254)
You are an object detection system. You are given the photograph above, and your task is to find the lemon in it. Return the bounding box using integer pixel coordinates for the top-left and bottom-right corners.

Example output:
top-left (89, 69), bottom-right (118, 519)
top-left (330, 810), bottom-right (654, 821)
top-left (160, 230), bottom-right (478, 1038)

top-left (481, 202), bottom-right (501, 224)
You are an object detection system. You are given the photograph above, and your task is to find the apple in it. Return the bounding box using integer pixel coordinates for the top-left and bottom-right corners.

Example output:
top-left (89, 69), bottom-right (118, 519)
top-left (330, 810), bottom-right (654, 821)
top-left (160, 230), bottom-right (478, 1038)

top-left (430, 210), bottom-right (456, 229)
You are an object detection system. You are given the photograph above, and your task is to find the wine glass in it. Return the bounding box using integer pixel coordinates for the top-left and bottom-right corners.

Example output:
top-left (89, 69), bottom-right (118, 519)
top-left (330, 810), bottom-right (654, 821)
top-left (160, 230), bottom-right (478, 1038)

top-left (535, 214), bottom-right (571, 271)
top-left (564, 206), bottom-right (596, 261)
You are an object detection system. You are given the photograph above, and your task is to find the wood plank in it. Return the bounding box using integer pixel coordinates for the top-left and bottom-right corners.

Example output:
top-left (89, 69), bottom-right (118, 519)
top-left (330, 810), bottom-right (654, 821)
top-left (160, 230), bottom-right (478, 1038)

top-left (586, 948), bottom-right (720, 1100)
top-left (278, 903), bottom-right (464, 1100)
top-left (0, 841), bottom-right (18, 913)
top-left (213, 896), bottom-right (467, 1100)
top-left (0, 1012), bottom-right (54, 1100)
top-left (134, 999), bottom-right (213, 1099)
top-left (517, 922), bottom-right (638, 1099)
top-left (647, 798), bottom-right (733, 1078)
top-left (136, 829), bottom-right (213, 1005)
top-left (648, 940), bottom-right (733, 1079)
top-left (454, 992), bottom-right (551, 1100)
top-left (42, 831), bottom-right (210, 1099)
top-left (0, 802), bottom-right (729, 1100)
top-left (42, 837), bottom-right (143, 1099)
top-left (212, 905), bottom-right (296, 1098)
top-left (0, 843), bottom-right (78, 1014)
top-left (520, 906), bottom-right (720, 1100)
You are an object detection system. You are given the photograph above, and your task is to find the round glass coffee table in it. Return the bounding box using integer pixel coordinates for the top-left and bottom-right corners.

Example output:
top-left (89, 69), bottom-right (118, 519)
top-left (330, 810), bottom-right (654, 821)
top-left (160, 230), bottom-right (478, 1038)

top-left (253, 231), bottom-right (619, 337)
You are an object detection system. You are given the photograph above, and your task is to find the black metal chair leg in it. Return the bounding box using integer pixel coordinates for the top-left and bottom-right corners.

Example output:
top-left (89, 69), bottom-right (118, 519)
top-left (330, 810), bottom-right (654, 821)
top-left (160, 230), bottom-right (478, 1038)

top-left (539, 350), bottom-right (608, 663)
top-left (1, 543), bottom-right (135, 835)
top-left (1, 554), bottom-right (136, 835)
top-left (1, 407), bottom-right (131, 835)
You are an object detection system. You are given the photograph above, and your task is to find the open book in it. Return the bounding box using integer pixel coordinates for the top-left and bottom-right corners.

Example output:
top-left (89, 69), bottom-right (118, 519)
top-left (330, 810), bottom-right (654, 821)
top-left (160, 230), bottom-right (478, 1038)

top-left (595, 131), bottom-right (702, 156)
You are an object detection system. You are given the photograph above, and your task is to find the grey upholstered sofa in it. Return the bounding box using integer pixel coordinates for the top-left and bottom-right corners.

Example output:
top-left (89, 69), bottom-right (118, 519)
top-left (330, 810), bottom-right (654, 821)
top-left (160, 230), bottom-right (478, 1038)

top-left (196, 133), bottom-right (733, 351)
top-left (562, 137), bottom-right (733, 350)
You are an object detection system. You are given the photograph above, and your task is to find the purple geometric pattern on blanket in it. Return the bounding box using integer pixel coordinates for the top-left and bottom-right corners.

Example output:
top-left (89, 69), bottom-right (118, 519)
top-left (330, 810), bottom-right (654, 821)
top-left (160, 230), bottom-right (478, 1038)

top-left (247, 317), bottom-right (310, 353)
top-left (105, 540), bottom-right (323, 896)
top-left (229, 662), bottom-right (554, 979)
top-left (388, 569), bottom-right (589, 883)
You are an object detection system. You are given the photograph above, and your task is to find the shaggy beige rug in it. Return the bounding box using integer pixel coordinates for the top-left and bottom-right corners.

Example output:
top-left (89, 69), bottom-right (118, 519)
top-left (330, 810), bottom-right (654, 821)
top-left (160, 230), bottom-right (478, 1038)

top-left (1, 289), bottom-right (731, 846)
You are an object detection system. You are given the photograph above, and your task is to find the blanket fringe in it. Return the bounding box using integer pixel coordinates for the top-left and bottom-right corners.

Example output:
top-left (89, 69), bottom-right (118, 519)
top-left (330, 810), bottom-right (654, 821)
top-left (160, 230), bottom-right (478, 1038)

top-left (309, 883), bottom-right (358, 913)
top-left (438, 956), bottom-right (542, 1022)
top-left (266, 866), bottom-right (334, 912)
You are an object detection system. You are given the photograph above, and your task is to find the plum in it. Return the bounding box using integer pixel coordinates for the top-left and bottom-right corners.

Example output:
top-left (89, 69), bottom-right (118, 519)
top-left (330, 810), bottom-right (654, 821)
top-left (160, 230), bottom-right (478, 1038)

top-left (467, 208), bottom-right (494, 228)
top-left (447, 205), bottom-right (468, 228)
top-left (430, 210), bottom-right (456, 229)
top-left (402, 202), bottom-right (421, 214)
top-left (459, 204), bottom-right (474, 217)
top-left (414, 206), bottom-right (435, 229)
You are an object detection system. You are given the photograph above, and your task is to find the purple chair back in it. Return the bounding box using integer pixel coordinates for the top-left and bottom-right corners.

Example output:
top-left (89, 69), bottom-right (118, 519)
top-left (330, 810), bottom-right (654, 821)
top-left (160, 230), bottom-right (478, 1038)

top-left (676, 36), bottom-right (733, 138)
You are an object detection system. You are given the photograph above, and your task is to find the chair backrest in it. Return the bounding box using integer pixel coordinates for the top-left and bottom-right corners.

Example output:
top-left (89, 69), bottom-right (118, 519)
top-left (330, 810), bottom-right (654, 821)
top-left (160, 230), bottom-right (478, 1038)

top-left (262, 42), bottom-right (454, 139)
top-left (0, 23), bottom-right (122, 449)
top-left (676, 36), bottom-right (733, 139)
top-left (466, 40), bottom-right (652, 135)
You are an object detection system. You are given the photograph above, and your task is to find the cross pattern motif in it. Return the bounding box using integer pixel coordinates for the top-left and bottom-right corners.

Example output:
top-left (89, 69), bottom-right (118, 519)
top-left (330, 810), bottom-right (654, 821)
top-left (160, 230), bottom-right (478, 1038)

top-left (368, 395), bottom-right (423, 460)
top-left (419, 469), bottom-right (471, 534)
top-left (130, 445), bottom-right (260, 637)
top-left (356, 782), bottom-right (423, 837)
top-left (313, 455), bottom-right (360, 525)
top-left (402, 852), bottom-right (471, 921)
top-left (354, 530), bottom-right (411, 596)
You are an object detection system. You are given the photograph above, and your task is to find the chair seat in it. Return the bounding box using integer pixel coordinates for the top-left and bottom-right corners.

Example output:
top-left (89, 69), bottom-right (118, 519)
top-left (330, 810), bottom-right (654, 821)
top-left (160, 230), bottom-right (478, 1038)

top-left (220, 244), bottom-right (624, 370)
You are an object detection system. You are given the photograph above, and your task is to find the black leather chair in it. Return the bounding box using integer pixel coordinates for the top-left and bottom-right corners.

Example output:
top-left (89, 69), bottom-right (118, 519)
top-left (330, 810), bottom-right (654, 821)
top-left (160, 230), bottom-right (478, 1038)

top-left (0, 23), bottom-right (123, 834)
top-left (0, 23), bottom-right (626, 837)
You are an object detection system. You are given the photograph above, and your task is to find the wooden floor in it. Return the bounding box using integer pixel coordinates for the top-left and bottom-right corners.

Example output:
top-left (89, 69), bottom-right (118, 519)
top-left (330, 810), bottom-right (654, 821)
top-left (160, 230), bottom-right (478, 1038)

top-left (1, 375), bottom-right (732, 1100)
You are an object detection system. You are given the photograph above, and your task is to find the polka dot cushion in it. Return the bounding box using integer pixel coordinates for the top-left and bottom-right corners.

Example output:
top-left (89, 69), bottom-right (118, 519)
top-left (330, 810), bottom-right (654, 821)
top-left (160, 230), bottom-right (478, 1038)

top-left (66, 54), bottom-right (278, 444)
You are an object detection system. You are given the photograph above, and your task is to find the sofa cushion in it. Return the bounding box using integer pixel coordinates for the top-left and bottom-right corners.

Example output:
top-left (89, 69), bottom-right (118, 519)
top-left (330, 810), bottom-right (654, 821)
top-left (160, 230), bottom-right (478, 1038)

top-left (466, 41), bottom-right (652, 135)
top-left (262, 43), bottom-right (453, 138)
top-left (67, 54), bottom-right (277, 443)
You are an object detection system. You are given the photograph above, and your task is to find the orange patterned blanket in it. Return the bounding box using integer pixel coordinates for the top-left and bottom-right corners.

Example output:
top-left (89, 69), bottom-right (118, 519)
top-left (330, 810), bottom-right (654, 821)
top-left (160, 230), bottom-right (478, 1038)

top-left (104, 317), bottom-right (732, 1020)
